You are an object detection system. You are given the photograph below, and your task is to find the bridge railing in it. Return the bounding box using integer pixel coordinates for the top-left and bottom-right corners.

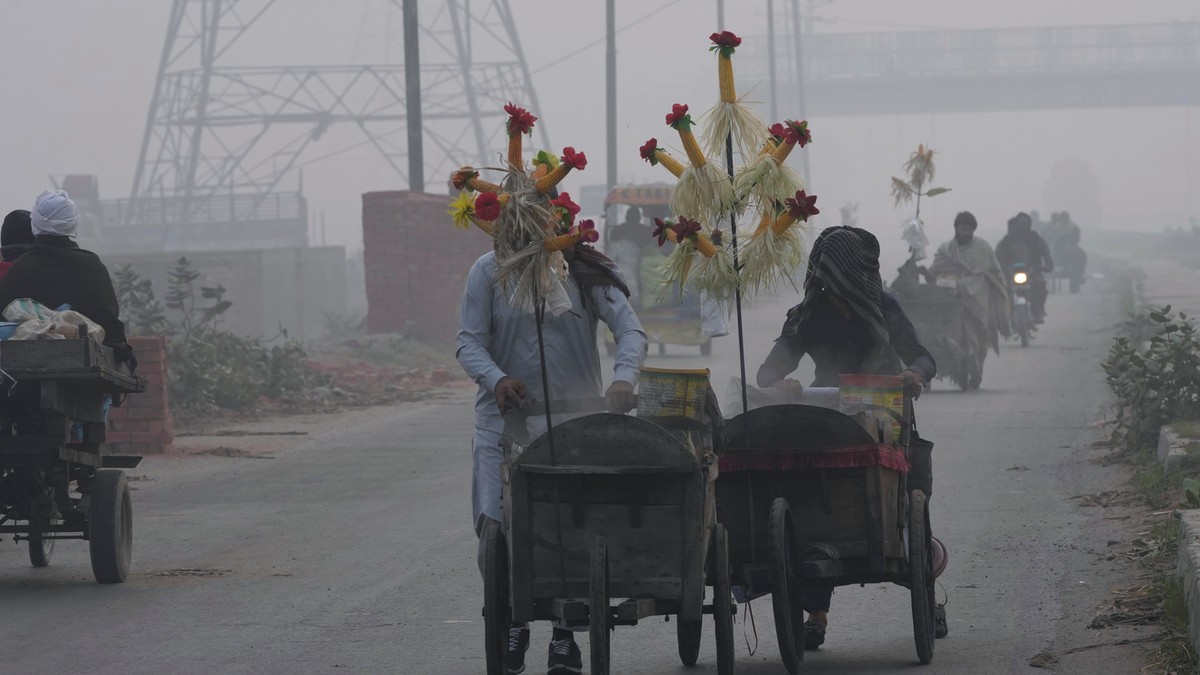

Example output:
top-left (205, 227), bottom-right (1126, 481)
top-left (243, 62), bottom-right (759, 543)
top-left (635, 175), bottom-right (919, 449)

top-left (804, 22), bottom-right (1200, 80)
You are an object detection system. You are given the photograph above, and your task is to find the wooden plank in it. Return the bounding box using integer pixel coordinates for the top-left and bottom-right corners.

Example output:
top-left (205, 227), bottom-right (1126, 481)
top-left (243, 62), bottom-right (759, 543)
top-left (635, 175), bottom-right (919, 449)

top-left (864, 466), bottom-right (885, 575)
top-left (615, 598), bottom-right (658, 622)
top-left (549, 599), bottom-right (589, 622)
top-left (507, 469), bottom-right (535, 623)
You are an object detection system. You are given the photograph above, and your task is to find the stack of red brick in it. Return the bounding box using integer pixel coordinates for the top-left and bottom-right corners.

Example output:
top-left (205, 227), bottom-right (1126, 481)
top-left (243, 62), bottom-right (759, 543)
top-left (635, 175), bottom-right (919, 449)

top-left (362, 190), bottom-right (493, 343)
top-left (107, 336), bottom-right (174, 454)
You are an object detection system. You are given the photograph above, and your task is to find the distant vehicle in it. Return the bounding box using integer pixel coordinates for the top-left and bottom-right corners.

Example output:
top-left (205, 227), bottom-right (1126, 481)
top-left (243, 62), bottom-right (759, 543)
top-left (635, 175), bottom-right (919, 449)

top-left (1009, 263), bottom-right (1034, 347)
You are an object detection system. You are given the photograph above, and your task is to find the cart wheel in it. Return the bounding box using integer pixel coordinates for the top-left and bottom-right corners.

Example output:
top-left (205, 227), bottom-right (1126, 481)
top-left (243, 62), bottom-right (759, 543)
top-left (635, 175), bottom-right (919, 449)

top-left (28, 520), bottom-right (57, 568)
top-left (909, 490), bottom-right (935, 665)
top-left (770, 499), bottom-right (804, 673)
top-left (482, 520), bottom-right (510, 675)
top-left (89, 469), bottom-right (132, 584)
top-left (590, 536), bottom-right (611, 675)
top-left (713, 523), bottom-right (736, 675)
top-left (676, 614), bottom-right (702, 667)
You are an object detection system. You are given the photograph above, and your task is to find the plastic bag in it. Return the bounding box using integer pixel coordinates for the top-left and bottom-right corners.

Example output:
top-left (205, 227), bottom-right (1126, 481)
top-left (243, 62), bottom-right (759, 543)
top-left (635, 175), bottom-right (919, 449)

top-left (3, 299), bottom-right (105, 342)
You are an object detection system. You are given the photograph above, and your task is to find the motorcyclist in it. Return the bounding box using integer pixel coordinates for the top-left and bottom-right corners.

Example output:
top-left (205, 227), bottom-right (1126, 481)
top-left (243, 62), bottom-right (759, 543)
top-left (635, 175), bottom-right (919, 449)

top-left (995, 212), bottom-right (1053, 324)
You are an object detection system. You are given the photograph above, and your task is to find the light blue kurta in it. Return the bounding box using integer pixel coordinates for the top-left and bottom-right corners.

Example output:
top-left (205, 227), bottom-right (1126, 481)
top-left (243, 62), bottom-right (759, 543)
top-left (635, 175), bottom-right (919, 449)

top-left (456, 252), bottom-right (648, 533)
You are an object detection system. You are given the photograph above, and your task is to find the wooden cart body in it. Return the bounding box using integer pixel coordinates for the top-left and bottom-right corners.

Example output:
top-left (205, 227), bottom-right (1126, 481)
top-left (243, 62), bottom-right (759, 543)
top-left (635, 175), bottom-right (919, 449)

top-left (502, 413), bottom-right (715, 624)
top-left (897, 284), bottom-right (972, 389)
top-left (0, 337), bottom-right (145, 582)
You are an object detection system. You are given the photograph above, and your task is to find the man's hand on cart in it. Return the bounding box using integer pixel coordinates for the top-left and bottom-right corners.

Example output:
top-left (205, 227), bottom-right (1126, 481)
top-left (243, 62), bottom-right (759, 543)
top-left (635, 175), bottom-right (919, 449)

top-left (605, 380), bottom-right (637, 413)
top-left (773, 378), bottom-right (804, 394)
top-left (495, 376), bottom-right (527, 411)
top-left (901, 369), bottom-right (924, 400)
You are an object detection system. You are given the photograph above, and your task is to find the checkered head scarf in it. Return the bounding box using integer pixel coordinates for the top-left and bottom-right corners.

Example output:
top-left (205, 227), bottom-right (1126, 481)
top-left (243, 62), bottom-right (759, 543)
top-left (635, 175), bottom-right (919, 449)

top-left (783, 226), bottom-right (889, 354)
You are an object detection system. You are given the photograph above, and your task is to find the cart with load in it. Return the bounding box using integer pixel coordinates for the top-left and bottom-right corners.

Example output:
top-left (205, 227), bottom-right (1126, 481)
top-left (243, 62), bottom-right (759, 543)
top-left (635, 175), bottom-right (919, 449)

top-left (483, 368), bottom-right (735, 674)
top-left (717, 375), bottom-right (940, 670)
top-left (896, 281), bottom-right (978, 390)
top-left (0, 331), bottom-right (144, 583)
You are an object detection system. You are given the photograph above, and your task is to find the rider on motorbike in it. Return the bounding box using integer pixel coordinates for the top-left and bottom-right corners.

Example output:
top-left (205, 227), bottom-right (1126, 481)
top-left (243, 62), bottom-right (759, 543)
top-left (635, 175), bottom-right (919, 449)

top-left (995, 212), bottom-right (1053, 324)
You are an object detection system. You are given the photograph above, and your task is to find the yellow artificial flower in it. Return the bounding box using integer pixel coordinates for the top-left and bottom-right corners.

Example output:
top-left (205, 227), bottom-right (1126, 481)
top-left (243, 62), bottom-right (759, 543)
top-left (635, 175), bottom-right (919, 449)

top-left (448, 191), bottom-right (475, 229)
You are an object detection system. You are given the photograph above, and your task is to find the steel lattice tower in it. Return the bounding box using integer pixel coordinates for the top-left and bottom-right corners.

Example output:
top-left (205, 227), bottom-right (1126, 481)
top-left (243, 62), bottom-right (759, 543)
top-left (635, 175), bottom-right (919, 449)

top-left (125, 0), bottom-right (548, 245)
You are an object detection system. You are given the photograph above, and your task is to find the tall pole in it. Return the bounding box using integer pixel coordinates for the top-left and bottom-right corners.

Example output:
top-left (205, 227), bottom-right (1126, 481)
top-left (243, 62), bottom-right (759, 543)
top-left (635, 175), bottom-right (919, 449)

top-left (789, 0), bottom-right (810, 184)
top-left (716, 0), bottom-right (725, 29)
top-left (606, 0), bottom-right (617, 224)
top-left (403, 0), bottom-right (425, 192)
top-left (767, 0), bottom-right (778, 123)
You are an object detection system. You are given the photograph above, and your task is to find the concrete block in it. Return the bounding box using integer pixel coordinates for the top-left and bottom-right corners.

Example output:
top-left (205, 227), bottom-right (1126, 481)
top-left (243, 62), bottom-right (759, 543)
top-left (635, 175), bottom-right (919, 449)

top-left (1177, 510), bottom-right (1200, 655)
top-left (1159, 425), bottom-right (1190, 474)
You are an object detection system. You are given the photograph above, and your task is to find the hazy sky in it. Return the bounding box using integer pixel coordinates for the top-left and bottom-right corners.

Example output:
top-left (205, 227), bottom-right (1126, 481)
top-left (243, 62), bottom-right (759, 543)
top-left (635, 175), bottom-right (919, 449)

top-left (1, 0), bottom-right (1197, 270)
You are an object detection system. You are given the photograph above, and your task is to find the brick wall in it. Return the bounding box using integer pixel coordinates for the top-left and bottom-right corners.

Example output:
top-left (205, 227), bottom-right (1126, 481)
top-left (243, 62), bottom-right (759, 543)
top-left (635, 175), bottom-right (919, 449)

top-left (362, 190), bottom-right (493, 343)
top-left (107, 336), bottom-right (174, 454)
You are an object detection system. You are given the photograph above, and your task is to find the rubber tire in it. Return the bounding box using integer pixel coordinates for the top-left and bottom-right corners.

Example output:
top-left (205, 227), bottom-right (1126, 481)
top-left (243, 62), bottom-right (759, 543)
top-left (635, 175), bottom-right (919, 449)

top-left (29, 520), bottom-right (56, 568)
top-left (713, 524), bottom-right (736, 675)
top-left (89, 469), bottom-right (132, 584)
top-left (770, 499), bottom-right (804, 673)
top-left (590, 536), bottom-right (611, 675)
top-left (700, 340), bottom-right (712, 357)
top-left (909, 490), bottom-right (935, 665)
top-left (482, 521), bottom-right (509, 675)
top-left (676, 614), bottom-right (702, 667)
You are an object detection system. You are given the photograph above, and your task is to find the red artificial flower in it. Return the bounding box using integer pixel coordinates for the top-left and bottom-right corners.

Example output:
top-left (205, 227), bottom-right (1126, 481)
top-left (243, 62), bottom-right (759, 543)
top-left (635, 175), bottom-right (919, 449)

top-left (575, 219), bottom-right (599, 244)
top-left (783, 119), bottom-right (812, 148)
top-left (560, 147), bottom-right (588, 170)
top-left (504, 103), bottom-right (537, 137)
top-left (475, 192), bottom-right (502, 221)
top-left (785, 190), bottom-right (820, 221)
top-left (671, 216), bottom-right (702, 241)
top-left (652, 218), bottom-right (671, 246)
top-left (550, 192), bottom-right (581, 225)
top-left (708, 31), bottom-right (742, 58)
top-left (665, 103), bottom-right (693, 131)
top-left (639, 138), bottom-right (660, 164)
top-left (767, 123), bottom-right (787, 141)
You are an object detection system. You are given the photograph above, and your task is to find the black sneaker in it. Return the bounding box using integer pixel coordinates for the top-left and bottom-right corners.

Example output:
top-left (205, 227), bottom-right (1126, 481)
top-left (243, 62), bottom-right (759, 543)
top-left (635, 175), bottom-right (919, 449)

top-left (935, 603), bottom-right (949, 639)
top-left (546, 636), bottom-right (582, 674)
top-left (803, 619), bottom-right (826, 650)
top-left (505, 625), bottom-right (530, 674)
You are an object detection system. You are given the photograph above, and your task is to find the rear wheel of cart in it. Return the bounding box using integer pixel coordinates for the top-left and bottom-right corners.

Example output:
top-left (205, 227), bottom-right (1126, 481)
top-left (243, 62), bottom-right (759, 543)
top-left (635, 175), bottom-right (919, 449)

top-left (676, 613), bottom-right (702, 666)
top-left (590, 536), bottom-right (611, 675)
top-left (28, 519), bottom-right (57, 568)
top-left (89, 469), bottom-right (132, 584)
top-left (770, 499), bottom-right (804, 673)
top-left (909, 490), bottom-right (935, 665)
top-left (713, 523), bottom-right (735, 674)
top-left (482, 520), bottom-right (510, 675)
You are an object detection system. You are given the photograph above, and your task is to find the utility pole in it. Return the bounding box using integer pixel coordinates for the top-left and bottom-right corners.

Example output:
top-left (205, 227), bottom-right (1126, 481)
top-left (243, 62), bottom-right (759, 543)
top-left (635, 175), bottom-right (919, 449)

top-left (606, 0), bottom-right (617, 223)
top-left (789, 0), bottom-right (810, 185)
top-left (767, 0), bottom-right (778, 123)
top-left (402, 0), bottom-right (424, 192)
top-left (716, 0), bottom-right (725, 29)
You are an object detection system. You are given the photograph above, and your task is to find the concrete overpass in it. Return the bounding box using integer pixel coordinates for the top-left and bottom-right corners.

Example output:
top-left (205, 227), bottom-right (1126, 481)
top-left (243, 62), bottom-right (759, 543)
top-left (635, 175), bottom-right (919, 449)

top-left (748, 22), bottom-right (1200, 117)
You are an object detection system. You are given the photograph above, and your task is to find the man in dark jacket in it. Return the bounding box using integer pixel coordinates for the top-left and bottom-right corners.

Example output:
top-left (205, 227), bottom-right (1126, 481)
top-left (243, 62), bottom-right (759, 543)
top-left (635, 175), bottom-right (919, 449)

top-left (0, 191), bottom-right (134, 365)
top-left (995, 212), bottom-right (1054, 323)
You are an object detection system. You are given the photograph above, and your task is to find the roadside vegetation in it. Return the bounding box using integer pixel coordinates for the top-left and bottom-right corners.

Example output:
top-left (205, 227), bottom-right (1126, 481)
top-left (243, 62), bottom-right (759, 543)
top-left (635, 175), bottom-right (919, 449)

top-left (1102, 301), bottom-right (1200, 672)
top-left (114, 259), bottom-right (329, 421)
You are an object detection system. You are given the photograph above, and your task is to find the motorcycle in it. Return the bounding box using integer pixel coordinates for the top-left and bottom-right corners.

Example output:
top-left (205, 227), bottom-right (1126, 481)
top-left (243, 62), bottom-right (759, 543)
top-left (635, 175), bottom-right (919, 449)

top-left (1009, 263), bottom-right (1033, 347)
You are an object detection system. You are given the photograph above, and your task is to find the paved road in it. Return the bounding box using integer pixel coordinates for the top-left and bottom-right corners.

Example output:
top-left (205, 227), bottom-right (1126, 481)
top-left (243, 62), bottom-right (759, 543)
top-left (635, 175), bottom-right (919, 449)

top-left (0, 272), bottom-right (1147, 674)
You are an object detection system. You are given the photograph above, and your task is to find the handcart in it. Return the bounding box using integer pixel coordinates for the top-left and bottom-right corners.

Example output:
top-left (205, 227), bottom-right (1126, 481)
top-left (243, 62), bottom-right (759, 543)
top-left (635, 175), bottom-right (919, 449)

top-left (0, 332), bottom-right (145, 583)
top-left (718, 383), bottom-right (938, 669)
top-left (483, 389), bottom-right (735, 675)
top-left (898, 282), bottom-right (977, 390)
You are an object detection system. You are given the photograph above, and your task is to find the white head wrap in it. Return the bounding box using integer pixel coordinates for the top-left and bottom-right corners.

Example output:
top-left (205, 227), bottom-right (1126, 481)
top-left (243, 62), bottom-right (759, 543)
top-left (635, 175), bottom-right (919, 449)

top-left (30, 189), bottom-right (80, 237)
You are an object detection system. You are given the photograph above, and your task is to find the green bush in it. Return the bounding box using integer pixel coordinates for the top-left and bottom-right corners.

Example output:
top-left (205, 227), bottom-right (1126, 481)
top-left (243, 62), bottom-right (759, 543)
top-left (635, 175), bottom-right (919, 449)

top-left (115, 259), bottom-right (328, 417)
top-left (1103, 305), bottom-right (1200, 453)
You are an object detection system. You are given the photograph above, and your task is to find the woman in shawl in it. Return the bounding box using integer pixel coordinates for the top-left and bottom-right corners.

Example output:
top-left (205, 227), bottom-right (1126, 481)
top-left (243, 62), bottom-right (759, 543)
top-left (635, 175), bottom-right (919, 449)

top-left (756, 225), bottom-right (938, 648)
